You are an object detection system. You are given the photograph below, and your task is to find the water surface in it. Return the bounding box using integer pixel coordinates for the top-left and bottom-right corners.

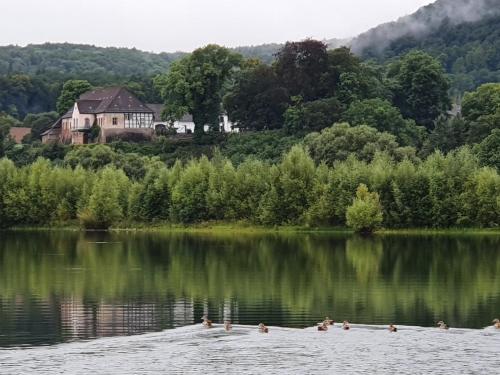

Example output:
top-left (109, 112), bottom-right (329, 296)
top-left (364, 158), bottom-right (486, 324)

top-left (0, 231), bottom-right (499, 353)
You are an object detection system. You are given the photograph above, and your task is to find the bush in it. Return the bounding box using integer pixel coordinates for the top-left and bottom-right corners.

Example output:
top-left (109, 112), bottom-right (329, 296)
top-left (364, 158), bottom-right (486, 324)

top-left (346, 184), bottom-right (383, 233)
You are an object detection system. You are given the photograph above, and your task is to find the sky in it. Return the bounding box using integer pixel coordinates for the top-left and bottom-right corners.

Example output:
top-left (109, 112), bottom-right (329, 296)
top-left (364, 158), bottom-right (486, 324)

top-left (0, 0), bottom-right (436, 52)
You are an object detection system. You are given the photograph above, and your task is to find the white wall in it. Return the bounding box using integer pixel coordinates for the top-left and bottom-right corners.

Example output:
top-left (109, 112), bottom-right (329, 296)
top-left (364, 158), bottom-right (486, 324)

top-left (153, 115), bottom-right (238, 134)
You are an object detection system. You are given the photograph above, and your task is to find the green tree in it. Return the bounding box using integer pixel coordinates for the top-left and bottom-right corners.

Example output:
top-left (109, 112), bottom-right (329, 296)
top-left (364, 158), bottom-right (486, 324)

top-left (224, 63), bottom-right (290, 130)
top-left (304, 123), bottom-right (410, 165)
top-left (154, 45), bottom-right (242, 136)
top-left (0, 113), bottom-right (20, 157)
top-left (78, 167), bottom-right (129, 229)
top-left (346, 184), bottom-right (383, 233)
top-left (389, 51), bottom-right (450, 130)
top-left (423, 115), bottom-right (468, 155)
top-left (462, 83), bottom-right (500, 143)
top-left (22, 111), bottom-right (59, 141)
top-left (274, 39), bottom-right (333, 101)
top-left (56, 80), bottom-right (93, 115)
top-left (258, 146), bottom-right (316, 224)
top-left (284, 96), bottom-right (343, 133)
top-left (343, 98), bottom-right (424, 146)
top-left (476, 129), bottom-right (500, 171)
top-left (170, 157), bottom-right (213, 223)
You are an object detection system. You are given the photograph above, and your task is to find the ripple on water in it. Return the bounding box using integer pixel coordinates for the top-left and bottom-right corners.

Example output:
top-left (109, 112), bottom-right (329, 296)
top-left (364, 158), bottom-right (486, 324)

top-left (1, 324), bottom-right (499, 375)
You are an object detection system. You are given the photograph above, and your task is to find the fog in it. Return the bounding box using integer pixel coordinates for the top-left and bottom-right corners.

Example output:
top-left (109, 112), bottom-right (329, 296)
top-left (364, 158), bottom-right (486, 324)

top-left (0, 0), bottom-right (436, 52)
top-left (351, 0), bottom-right (500, 54)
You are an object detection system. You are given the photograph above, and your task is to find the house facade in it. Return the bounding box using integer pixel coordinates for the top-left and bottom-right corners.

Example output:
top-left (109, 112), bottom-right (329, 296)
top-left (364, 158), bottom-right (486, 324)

top-left (42, 86), bottom-right (237, 145)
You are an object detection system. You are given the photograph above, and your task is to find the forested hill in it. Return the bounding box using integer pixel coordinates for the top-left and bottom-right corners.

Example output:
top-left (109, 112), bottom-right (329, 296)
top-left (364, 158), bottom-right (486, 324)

top-left (0, 43), bottom-right (184, 81)
top-left (352, 0), bottom-right (500, 92)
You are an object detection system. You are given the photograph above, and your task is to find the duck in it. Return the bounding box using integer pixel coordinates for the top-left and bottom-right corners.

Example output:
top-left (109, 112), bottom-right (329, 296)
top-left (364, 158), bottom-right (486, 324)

top-left (388, 324), bottom-right (398, 333)
top-left (324, 317), bottom-right (335, 326)
top-left (224, 320), bottom-right (232, 332)
top-left (342, 320), bottom-right (350, 330)
top-left (493, 319), bottom-right (500, 329)
top-left (201, 315), bottom-right (213, 328)
top-left (437, 321), bottom-right (449, 330)
top-left (258, 323), bottom-right (269, 333)
top-left (317, 322), bottom-right (329, 331)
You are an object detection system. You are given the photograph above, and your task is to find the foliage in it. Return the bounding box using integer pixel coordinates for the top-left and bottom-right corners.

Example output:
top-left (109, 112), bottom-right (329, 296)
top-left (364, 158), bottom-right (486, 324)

top-left (462, 83), bottom-right (500, 143)
top-left (78, 167), bottom-right (129, 229)
top-left (274, 39), bottom-right (334, 101)
top-left (346, 184), bottom-right (383, 233)
top-left (1, 144), bottom-right (499, 229)
top-left (354, 1), bottom-right (500, 93)
top-left (0, 74), bottom-right (56, 118)
top-left (284, 97), bottom-right (343, 133)
top-left (304, 123), bottom-right (412, 165)
top-left (222, 131), bottom-right (302, 165)
top-left (422, 115), bottom-right (468, 155)
top-left (224, 63), bottom-right (290, 130)
top-left (154, 45), bottom-right (242, 135)
top-left (56, 80), bottom-right (93, 115)
top-left (22, 111), bottom-right (59, 142)
top-left (343, 98), bottom-right (425, 147)
top-left (476, 129), bottom-right (500, 171)
top-left (0, 113), bottom-right (20, 157)
top-left (388, 51), bottom-right (450, 130)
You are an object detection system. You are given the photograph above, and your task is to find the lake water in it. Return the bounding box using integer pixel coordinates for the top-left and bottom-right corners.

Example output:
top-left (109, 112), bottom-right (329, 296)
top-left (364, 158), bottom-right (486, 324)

top-left (0, 231), bottom-right (499, 374)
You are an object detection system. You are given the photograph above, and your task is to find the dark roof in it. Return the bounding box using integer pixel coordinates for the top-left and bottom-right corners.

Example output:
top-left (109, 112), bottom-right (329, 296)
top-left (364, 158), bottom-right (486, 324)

top-left (77, 100), bottom-right (101, 114)
top-left (62, 108), bottom-right (73, 119)
top-left (146, 103), bottom-right (193, 123)
top-left (78, 87), bottom-right (154, 114)
top-left (41, 126), bottom-right (61, 136)
top-left (146, 103), bottom-right (164, 121)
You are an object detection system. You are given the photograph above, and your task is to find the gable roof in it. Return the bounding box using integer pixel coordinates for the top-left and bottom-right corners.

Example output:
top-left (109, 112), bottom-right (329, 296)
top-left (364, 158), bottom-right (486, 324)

top-left (146, 103), bottom-right (164, 121)
top-left (77, 100), bottom-right (101, 114)
top-left (78, 87), bottom-right (154, 114)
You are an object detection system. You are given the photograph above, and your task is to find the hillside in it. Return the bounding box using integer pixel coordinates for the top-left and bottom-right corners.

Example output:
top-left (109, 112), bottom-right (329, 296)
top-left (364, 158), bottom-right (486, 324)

top-left (0, 43), bottom-right (184, 81)
top-left (351, 0), bottom-right (500, 92)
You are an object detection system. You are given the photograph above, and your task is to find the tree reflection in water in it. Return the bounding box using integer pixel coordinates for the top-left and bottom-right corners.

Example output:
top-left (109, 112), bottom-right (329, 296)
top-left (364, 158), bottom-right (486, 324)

top-left (0, 231), bottom-right (499, 346)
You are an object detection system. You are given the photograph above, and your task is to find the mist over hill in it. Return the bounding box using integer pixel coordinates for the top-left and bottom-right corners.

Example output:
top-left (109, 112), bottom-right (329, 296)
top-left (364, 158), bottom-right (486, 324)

top-left (351, 0), bottom-right (500, 55)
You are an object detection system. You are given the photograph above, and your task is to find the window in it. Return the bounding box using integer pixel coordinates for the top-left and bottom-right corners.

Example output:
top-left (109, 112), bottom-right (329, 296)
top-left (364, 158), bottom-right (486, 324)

top-left (85, 118), bottom-right (90, 127)
top-left (112, 117), bottom-right (118, 126)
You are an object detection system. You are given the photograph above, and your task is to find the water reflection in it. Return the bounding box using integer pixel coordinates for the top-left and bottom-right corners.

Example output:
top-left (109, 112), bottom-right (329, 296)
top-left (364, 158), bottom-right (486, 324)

top-left (0, 231), bottom-right (499, 347)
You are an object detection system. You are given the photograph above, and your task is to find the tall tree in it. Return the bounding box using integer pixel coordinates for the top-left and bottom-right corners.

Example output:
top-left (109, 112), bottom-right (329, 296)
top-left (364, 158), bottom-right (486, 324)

top-left (462, 83), bottom-right (500, 143)
top-left (346, 183), bottom-right (383, 234)
top-left (274, 39), bottom-right (332, 101)
top-left (388, 51), bottom-right (450, 130)
top-left (154, 45), bottom-right (242, 136)
top-left (224, 63), bottom-right (290, 130)
top-left (56, 80), bottom-right (93, 115)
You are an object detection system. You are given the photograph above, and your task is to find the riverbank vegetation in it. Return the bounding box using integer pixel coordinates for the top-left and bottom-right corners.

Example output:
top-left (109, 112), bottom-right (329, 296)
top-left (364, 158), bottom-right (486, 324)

top-left (1, 142), bottom-right (499, 231)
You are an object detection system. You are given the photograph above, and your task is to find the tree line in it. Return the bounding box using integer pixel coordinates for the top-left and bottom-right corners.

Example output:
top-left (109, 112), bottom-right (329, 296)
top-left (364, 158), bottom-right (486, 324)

top-left (1, 140), bottom-right (499, 231)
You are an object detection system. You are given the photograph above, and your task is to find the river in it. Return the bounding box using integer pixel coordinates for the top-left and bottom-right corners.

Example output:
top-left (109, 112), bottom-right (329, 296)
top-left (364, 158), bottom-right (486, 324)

top-left (0, 231), bottom-right (499, 373)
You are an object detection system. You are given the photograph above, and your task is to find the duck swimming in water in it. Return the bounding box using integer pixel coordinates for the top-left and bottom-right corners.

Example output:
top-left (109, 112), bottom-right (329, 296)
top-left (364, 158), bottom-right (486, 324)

top-left (388, 324), bottom-right (398, 333)
top-left (224, 321), bottom-right (232, 331)
top-left (493, 319), bottom-right (500, 329)
top-left (201, 315), bottom-right (213, 328)
top-left (258, 323), bottom-right (269, 333)
top-left (324, 317), bottom-right (335, 326)
top-left (437, 321), bottom-right (449, 330)
top-left (342, 321), bottom-right (350, 330)
top-left (317, 322), bottom-right (329, 331)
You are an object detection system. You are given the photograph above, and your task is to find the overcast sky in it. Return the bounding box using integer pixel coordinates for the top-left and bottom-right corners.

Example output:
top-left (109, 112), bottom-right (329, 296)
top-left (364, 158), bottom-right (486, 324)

top-left (0, 0), bottom-right (435, 52)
